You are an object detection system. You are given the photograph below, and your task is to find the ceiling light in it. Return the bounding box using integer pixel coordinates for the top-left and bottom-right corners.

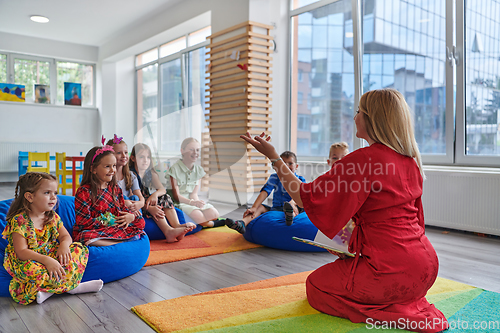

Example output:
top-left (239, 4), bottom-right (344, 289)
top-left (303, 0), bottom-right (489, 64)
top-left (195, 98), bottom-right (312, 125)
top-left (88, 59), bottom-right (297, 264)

top-left (30, 15), bottom-right (49, 23)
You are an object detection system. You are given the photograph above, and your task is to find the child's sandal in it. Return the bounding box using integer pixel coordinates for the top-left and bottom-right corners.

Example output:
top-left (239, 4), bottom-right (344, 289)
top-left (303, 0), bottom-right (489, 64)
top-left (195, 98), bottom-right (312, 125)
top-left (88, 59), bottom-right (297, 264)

top-left (224, 218), bottom-right (246, 234)
top-left (283, 202), bottom-right (294, 226)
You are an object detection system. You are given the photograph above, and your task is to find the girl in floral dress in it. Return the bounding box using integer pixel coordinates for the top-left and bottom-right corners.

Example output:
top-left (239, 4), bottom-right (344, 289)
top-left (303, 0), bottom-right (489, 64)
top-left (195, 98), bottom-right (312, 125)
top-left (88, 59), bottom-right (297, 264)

top-left (2, 172), bottom-right (103, 305)
top-left (73, 141), bottom-right (147, 246)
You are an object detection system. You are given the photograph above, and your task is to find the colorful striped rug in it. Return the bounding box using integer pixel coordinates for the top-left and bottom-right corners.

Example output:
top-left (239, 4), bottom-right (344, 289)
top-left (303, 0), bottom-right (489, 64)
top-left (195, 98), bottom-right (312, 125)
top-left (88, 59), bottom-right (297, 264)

top-left (145, 227), bottom-right (262, 266)
top-left (132, 271), bottom-right (500, 332)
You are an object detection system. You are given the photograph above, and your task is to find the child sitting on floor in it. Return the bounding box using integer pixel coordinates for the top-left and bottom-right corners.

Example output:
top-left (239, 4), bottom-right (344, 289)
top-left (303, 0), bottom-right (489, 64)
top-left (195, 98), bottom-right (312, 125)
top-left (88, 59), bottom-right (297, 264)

top-left (225, 151), bottom-right (306, 233)
top-left (73, 139), bottom-right (150, 246)
top-left (129, 143), bottom-right (196, 241)
top-left (106, 135), bottom-right (145, 217)
top-left (3, 172), bottom-right (102, 305)
top-left (327, 141), bottom-right (349, 169)
top-left (167, 137), bottom-right (226, 228)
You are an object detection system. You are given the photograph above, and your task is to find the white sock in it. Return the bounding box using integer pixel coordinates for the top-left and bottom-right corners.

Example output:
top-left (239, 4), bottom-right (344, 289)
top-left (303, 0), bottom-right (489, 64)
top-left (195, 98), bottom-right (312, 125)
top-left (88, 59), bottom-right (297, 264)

top-left (67, 279), bottom-right (104, 294)
top-left (36, 291), bottom-right (54, 304)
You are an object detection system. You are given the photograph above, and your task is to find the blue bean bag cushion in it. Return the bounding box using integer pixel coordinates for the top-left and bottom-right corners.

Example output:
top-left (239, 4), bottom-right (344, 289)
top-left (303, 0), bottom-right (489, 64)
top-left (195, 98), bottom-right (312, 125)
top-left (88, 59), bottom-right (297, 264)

top-left (243, 210), bottom-right (327, 252)
top-left (1, 195), bottom-right (193, 298)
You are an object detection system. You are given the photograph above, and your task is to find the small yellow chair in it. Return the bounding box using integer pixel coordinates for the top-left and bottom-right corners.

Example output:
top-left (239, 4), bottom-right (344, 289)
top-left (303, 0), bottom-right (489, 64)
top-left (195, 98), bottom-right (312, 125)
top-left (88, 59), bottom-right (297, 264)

top-left (55, 153), bottom-right (84, 195)
top-left (56, 153), bottom-right (72, 195)
top-left (27, 152), bottom-right (50, 174)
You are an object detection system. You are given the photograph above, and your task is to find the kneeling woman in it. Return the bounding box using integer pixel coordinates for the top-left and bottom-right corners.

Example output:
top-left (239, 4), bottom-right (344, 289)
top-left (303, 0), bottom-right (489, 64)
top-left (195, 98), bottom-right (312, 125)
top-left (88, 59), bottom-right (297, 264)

top-left (241, 88), bottom-right (448, 333)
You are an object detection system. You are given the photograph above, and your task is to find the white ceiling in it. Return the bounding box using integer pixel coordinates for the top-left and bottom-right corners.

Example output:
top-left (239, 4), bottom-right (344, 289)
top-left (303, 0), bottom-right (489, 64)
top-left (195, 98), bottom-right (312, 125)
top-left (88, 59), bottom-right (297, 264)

top-left (0, 0), bottom-right (181, 46)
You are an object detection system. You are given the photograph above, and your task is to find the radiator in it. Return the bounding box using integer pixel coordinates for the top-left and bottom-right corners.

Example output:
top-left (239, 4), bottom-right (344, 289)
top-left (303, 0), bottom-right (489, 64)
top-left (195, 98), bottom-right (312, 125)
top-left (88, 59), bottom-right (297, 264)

top-left (422, 167), bottom-right (500, 236)
top-left (0, 142), bottom-right (94, 173)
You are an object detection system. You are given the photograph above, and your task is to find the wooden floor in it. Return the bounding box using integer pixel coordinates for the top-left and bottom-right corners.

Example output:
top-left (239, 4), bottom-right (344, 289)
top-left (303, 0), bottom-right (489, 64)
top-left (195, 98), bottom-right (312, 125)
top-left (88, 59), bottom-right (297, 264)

top-left (0, 182), bottom-right (499, 332)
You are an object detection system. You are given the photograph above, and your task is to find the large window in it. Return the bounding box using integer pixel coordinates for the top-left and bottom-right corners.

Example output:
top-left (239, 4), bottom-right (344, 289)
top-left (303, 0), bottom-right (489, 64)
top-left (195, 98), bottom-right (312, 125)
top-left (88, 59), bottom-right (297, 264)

top-left (160, 58), bottom-right (183, 151)
top-left (136, 26), bottom-right (211, 156)
top-left (0, 53), bottom-right (95, 106)
top-left (14, 57), bottom-right (50, 103)
top-left (136, 63), bottom-right (158, 152)
top-left (464, 0), bottom-right (500, 157)
top-left (56, 62), bottom-right (94, 106)
top-left (291, 0), bottom-right (355, 157)
top-left (362, 0), bottom-right (447, 155)
top-left (291, 0), bottom-right (500, 166)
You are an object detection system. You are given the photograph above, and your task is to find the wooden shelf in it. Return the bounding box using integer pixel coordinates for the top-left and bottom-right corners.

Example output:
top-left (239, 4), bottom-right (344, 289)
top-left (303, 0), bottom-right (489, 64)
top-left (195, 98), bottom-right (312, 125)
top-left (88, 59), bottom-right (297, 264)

top-left (206, 21), bottom-right (273, 194)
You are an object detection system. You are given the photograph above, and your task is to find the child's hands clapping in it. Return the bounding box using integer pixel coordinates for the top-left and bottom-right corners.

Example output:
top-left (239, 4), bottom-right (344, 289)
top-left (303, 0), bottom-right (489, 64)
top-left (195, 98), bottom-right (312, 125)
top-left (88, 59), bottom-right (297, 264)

top-left (44, 257), bottom-right (66, 282)
top-left (147, 205), bottom-right (166, 222)
top-left (56, 244), bottom-right (71, 266)
top-left (116, 211), bottom-right (135, 228)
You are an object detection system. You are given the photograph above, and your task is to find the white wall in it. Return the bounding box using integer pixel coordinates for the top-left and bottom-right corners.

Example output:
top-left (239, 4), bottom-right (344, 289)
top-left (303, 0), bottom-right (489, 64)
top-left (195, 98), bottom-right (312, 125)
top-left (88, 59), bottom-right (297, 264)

top-left (99, 57), bottom-right (136, 143)
top-left (99, 0), bottom-right (250, 62)
top-left (0, 31), bottom-right (98, 62)
top-left (0, 31), bottom-right (100, 181)
top-left (0, 103), bottom-right (98, 143)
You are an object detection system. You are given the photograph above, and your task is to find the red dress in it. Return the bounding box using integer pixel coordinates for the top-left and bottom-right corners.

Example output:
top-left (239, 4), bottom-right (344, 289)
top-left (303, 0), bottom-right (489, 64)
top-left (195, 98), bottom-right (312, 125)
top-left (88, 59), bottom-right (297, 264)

top-left (300, 143), bottom-right (448, 333)
top-left (74, 184), bottom-right (145, 245)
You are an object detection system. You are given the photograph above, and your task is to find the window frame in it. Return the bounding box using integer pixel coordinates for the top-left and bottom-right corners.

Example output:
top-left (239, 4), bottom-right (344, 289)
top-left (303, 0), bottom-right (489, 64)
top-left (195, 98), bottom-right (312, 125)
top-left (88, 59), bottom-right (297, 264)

top-left (289, 0), bottom-right (500, 167)
top-left (0, 52), bottom-right (96, 107)
top-left (135, 27), bottom-right (211, 156)
top-left (455, 0), bottom-right (500, 167)
top-left (289, 0), bottom-right (365, 163)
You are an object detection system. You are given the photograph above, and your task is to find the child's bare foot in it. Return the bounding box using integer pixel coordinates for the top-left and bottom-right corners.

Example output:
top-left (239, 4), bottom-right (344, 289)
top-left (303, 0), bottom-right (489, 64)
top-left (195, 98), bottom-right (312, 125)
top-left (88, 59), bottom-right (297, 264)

top-left (183, 222), bottom-right (197, 230)
top-left (165, 227), bottom-right (189, 242)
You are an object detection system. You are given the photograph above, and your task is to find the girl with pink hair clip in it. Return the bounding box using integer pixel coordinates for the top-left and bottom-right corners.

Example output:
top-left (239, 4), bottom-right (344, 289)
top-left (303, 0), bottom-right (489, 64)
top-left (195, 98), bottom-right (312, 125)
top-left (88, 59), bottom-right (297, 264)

top-left (73, 137), bottom-right (148, 246)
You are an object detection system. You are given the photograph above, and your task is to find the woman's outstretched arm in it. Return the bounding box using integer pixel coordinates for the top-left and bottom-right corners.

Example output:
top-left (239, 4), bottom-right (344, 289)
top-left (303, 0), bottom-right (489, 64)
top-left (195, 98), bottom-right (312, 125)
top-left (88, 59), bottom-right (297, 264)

top-left (240, 132), bottom-right (303, 207)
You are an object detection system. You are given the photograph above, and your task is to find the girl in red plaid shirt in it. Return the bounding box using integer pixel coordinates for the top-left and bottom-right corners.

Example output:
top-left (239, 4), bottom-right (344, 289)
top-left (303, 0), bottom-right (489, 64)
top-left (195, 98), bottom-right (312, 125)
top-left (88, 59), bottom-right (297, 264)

top-left (73, 145), bottom-right (146, 246)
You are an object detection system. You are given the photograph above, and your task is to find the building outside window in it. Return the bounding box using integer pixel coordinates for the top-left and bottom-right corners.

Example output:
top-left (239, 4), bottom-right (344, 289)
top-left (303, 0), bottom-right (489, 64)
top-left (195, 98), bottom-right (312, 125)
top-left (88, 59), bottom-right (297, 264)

top-left (291, 0), bottom-right (500, 163)
top-left (291, 0), bottom-right (355, 157)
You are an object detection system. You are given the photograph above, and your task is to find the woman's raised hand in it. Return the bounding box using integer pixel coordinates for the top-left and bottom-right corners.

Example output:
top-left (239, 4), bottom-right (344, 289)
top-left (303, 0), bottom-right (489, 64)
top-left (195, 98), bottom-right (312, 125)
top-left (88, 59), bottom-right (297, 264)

top-left (240, 132), bottom-right (280, 160)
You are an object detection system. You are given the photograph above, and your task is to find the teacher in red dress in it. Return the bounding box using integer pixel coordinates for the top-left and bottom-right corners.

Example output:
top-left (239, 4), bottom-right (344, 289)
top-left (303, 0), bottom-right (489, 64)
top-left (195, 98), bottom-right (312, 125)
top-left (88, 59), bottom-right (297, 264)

top-left (241, 88), bottom-right (448, 333)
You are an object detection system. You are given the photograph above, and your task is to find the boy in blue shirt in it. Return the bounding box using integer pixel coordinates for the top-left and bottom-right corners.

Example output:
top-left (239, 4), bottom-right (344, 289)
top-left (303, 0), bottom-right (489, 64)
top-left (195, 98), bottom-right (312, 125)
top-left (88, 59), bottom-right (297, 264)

top-left (225, 151), bottom-right (306, 234)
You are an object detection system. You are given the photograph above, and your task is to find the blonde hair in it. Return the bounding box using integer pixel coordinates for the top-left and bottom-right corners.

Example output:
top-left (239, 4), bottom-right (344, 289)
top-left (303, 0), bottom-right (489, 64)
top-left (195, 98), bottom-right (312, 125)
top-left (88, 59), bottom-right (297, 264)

top-left (181, 137), bottom-right (199, 150)
top-left (6, 172), bottom-right (57, 225)
top-left (329, 142), bottom-right (349, 157)
top-left (358, 88), bottom-right (424, 178)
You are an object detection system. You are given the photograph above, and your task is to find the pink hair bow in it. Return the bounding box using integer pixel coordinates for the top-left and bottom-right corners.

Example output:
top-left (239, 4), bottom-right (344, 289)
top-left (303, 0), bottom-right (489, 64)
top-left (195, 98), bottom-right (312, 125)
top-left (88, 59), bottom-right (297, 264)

top-left (92, 136), bottom-right (115, 163)
top-left (113, 134), bottom-right (123, 144)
